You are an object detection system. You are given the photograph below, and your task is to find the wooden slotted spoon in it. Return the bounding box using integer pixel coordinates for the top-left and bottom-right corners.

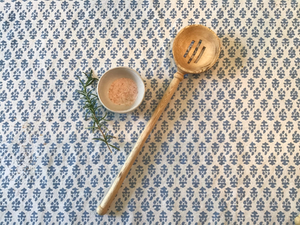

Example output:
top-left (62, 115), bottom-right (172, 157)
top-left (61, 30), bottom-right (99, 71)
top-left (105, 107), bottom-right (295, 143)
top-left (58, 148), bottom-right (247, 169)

top-left (97, 24), bottom-right (221, 215)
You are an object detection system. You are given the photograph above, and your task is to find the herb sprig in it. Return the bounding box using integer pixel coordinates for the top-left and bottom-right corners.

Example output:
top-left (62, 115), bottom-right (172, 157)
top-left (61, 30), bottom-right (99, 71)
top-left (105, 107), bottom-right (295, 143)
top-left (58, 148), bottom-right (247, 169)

top-left (77, 70), bottom-right (118, 153)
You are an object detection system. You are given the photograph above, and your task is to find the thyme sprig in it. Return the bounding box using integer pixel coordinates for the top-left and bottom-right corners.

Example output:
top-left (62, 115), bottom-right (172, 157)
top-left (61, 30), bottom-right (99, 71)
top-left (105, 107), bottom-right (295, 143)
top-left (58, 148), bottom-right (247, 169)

top-left (77, 70), bottom-right (118, 153)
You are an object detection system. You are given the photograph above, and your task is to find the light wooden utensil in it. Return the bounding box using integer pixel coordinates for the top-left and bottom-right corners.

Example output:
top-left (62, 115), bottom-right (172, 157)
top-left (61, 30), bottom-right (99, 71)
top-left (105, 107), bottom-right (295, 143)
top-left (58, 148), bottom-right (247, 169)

top-left (97, 24), bottom-right (221, 215)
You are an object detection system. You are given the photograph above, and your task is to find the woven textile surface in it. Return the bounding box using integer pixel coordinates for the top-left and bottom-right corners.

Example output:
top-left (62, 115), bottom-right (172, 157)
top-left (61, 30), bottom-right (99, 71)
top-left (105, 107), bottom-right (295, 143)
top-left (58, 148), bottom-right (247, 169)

top-left (0, 0), bottom-right (300, 224)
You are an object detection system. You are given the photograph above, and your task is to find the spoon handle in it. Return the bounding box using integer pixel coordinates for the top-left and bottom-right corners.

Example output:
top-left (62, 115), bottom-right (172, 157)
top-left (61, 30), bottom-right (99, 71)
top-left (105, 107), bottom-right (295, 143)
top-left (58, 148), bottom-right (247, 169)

top-left (97, 71), bottom-right (184, 215)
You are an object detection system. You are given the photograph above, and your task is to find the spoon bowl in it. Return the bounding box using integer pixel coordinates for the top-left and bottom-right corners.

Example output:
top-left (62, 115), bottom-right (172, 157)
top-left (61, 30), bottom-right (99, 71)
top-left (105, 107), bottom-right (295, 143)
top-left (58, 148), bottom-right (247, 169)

top-left (173, 24), bottom-right (221, 74)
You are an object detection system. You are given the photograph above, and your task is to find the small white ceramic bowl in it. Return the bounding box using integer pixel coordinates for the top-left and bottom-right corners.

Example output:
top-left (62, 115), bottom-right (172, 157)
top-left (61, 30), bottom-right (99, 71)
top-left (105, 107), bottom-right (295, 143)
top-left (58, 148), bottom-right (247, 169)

top-left (97, 67), bottom-right (145, 113)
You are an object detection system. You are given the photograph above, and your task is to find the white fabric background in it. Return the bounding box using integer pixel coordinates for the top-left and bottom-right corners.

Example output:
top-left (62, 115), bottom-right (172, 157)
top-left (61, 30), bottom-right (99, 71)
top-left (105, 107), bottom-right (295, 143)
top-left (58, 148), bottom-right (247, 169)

top-left (0, 0), bottom-right (299, 224)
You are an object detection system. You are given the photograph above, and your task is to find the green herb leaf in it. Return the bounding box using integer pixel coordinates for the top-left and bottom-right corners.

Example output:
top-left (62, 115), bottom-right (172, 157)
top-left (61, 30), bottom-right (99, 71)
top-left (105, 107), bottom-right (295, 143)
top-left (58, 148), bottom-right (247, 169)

top-left (77, 70), bottom-right (118, 153)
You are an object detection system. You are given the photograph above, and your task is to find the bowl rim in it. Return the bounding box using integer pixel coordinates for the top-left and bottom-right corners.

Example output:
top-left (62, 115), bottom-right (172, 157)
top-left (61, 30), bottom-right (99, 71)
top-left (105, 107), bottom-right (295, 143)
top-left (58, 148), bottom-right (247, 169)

top-left (97, 67), bottom-right (145, 113)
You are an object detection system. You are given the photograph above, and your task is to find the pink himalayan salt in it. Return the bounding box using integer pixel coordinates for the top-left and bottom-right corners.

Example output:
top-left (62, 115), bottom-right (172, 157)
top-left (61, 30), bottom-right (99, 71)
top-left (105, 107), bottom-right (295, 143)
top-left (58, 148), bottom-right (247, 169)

top-left (108, 78), bottom-right (138, 106)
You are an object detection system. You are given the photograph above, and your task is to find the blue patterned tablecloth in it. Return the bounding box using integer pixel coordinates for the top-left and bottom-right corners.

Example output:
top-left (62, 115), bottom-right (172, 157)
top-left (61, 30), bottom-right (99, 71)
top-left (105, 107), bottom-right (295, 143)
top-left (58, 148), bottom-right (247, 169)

top-left (1, 0), bottom-right (300, 224)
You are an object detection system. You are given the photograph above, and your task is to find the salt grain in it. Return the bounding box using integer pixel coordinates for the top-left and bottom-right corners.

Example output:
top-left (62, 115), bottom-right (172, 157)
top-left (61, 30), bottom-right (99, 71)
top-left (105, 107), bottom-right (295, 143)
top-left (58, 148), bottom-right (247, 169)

top-left (108, 78), bottom-right (138, 106)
